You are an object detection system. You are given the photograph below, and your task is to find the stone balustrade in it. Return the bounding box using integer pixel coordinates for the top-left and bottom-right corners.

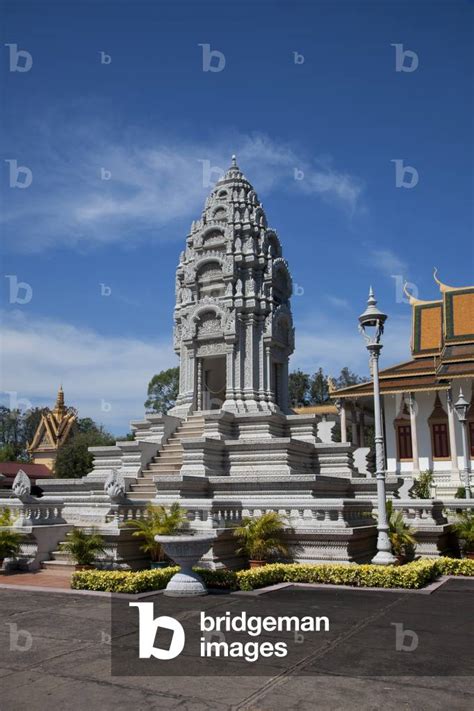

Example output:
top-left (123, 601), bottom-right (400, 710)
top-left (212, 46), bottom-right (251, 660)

top-left (392, 499), bottom-right (448, 526)
top-left (441, 499), bottom-right (474, 519)
top-left (0, 498), bottom-right (66, 527)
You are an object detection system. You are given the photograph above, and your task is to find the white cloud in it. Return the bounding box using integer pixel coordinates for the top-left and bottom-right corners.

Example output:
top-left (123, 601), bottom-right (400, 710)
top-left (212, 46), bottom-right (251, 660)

top-left (367, 248), bottom-right (407, 275)
top-left (0, 311), bottom-right (176, 434)
top-left (2, 120), bottom-right (365, 252)
top-left (326, 295), bottom-right (350, 309)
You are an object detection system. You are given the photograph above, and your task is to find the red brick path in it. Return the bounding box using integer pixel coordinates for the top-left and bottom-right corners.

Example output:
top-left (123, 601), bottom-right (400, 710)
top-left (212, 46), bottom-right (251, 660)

top-left (0, 569), bottom-right (73, 590)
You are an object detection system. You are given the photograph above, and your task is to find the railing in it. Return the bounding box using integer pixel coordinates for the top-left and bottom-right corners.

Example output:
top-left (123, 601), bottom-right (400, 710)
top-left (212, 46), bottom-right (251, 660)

top-left (101, 497), bottom-right (474, 530)
top-left (0, 499), bottom-right (66, 526)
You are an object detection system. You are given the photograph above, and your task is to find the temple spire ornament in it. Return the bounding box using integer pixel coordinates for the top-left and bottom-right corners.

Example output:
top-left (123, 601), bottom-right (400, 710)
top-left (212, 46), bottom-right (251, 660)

top-left (27, 386), bottom-right (76, 471)
top-left (169, 159), bottom-right (294, 416)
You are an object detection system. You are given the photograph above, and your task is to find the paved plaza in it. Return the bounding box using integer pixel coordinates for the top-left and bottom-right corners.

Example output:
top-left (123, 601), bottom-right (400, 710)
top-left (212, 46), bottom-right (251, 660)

top-left (0, 579), bottom-right (473, 711)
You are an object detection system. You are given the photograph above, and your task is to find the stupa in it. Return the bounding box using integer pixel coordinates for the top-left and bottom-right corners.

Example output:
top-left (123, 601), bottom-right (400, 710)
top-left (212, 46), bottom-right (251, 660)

top-left (35, 158), bottom-right (389, 570)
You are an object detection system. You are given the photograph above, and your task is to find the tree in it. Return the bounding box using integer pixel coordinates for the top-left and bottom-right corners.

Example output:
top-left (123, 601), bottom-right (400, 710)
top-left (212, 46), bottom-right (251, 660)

top-left (334, 367), bottom-right (369, 389)
top-left (0, 407), bottom-right (24, 458)
top-left (23, 408), bottom-right (49, 448)
top-left (145, 367), bottom-right (179, 414)
top-left (310, 368), bottom-right (330, 404)
top-left (288, 369), bottom-right (310, 407)
top-left (54, 426), bottom-right (115, 479)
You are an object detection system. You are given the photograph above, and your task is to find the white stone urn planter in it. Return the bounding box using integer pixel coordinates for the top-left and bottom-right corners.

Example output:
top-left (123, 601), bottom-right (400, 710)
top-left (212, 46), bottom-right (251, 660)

top-left (155, 533), bottom-right (216, 596)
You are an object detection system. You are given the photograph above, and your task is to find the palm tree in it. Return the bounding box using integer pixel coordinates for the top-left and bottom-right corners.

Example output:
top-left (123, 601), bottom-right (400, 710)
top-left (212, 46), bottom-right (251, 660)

top-left (386, 500), bottom-right (417, 561)
top-left (124, 502), bottom-right (187, 563)
top-left (233, 511), bottom-right (291, 566)
top-left (60, 528), bottom-right (106, 567)
top-left (452, 510), bottom-right (474, 558)
top-left (0, 509), bottom-right (23, 566)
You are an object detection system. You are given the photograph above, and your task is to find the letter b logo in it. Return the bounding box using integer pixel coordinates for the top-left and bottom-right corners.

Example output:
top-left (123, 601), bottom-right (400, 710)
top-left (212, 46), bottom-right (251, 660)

top-left (129, 603), bottom-right (185, 660)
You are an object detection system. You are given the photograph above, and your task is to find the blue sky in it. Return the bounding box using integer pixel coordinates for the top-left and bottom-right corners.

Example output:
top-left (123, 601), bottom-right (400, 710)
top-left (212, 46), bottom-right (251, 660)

top-left (1, 0), bottom-right (473, 433)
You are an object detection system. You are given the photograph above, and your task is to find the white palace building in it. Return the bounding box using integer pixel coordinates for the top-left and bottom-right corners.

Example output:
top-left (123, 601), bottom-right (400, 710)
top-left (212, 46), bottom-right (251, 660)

top-left (331, 273), bottom-right (474, 497)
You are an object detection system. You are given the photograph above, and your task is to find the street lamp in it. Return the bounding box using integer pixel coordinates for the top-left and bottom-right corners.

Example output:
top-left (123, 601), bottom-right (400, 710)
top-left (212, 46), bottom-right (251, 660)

top-left (454, 388), bottom-right (472, 499)
top-left (359, 287), bottom-right (396, 565)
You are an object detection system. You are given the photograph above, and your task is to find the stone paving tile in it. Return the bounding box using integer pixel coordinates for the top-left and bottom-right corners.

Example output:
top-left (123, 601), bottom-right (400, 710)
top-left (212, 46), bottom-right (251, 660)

top-left (249, 674), bottom-right (474, 711)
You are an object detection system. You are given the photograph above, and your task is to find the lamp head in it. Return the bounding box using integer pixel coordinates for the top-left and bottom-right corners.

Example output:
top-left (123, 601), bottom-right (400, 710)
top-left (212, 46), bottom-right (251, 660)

top-left (358, 287), bottom-right (387, 344)
top-left (454, 388), bottom-right (469, 423)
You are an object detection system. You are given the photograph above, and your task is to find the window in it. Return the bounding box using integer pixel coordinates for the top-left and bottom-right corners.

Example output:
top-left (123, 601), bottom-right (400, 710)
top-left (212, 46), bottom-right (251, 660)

top-left (428, 393), bottom-right (450, 460)
top-left (469, 421), bottom-right (474, 458)
top-left (397, 424), bottom-right (413, 460)
top-left (431, 422), bottom-right (450, 459)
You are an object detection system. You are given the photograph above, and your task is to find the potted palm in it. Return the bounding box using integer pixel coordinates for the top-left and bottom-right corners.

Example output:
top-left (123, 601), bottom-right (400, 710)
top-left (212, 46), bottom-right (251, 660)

top-left (386, 500), bottom-right (417, 564)
top-left (233, 511), bottom-right (291, 568)
top-left (0, 509), bottom-right (23, 570)
top-left (60, 528), bottom-right (106, 570)
top-left (452, 510), bottom-right (474, 559)
top-left (124, 502), bottom-right (187, 568)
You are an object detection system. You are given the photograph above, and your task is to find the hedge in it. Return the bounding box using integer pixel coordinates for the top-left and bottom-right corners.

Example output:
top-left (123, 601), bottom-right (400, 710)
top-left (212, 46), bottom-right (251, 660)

top-left (236, 560), bottom-right (437, 591)
top-left (435, 557), bottom-right (474, 577)
top-left (71, 557), bottom-right (474, 594)
top-left (71, 567), bottom-right (180, 593)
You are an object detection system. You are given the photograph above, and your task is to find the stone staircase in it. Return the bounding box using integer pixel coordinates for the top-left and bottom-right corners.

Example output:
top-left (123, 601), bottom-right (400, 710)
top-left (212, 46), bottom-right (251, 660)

top-left (127, 413), bottom-right (205, 500)
top-left (41, 547), bottom-right (76, 572)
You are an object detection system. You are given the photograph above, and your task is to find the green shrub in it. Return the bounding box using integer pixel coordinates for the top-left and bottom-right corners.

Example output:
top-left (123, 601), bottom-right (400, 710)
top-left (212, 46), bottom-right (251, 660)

top-left (411, 470), bottom-right (434, 499)
top-left (60, 528), bottom-right (106, 566)
top-left (236, 560), bottom-right (438, 591)
top-left (233, 512), bottom-right (291, 561)
top-left (123, 503), bottom-right (187, 562)
top-left (435, 557), bottom-right (474, 577)
top-left (70, 558), bottom-right (474, 595)
top-left (451, 510), bottom-right (474, 555)
top-left (72, 566), bottom-right (180, 593)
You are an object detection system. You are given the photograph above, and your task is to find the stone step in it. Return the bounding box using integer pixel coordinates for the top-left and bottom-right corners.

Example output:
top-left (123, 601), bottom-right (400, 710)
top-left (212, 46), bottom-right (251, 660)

top-left (127, 491), bottom-right (156, 500)
top-left (156, 450), bottom-right (182, 459)
top-left (147, 464), bottom-right (181, 472)
top-left (50, 549), bottom-right (73, 561)
top-left (42, 559), bottom-right (76, 571)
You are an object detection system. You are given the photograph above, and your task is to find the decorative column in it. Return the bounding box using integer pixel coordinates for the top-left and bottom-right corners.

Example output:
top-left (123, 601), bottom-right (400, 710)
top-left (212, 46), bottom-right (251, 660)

top-left (358, 407), bottom-right (365, 447)
top-left (408, 393), bottom-right (420, 475)
top-left (265, 345), bottom-right (273, 404)
top-left (446, 389), bottom-right (459, 479)
top-left (351, 403), bottom-right (359, 446)
top-left (339, 400), bottom-right (348, 443)
top-left (196, 358), bottom-right (203, 411)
